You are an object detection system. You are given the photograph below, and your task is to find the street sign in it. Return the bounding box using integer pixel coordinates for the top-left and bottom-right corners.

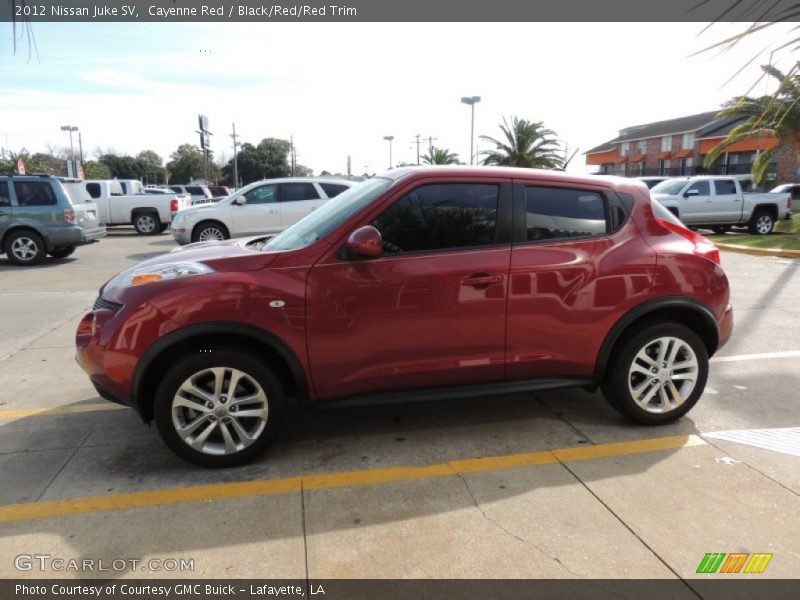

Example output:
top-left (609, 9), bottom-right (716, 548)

top-left (17, 159), bottom-right (25, 175)
top-left (198, 114), bottom-right (209, 132)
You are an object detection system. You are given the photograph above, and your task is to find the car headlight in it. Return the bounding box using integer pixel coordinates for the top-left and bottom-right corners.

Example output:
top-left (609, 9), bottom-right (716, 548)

top-left (106, 262), bottom-right (215, 290)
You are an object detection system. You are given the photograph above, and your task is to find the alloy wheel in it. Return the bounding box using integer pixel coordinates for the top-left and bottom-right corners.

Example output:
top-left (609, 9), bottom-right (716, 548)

top-left (171, 367), bottom-right (269, 456)
top-left (11, 237), bottom-right (39, 261)
top-left (137, 215), bottom-right (156, 233)
top-left (198, 227), bottom-right (224, 241)
top-left (756, 215), bottom-right (772, 234)
top-left (627, 336), bottom-right (698, 414)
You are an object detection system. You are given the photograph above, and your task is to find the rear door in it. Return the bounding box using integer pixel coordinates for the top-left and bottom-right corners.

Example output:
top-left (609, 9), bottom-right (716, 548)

top-left (229, 183), bottom-right (280, 235)
top-left (0, 181), bottom-right (11, 235)
top-left (279, 182), bottom-right (324, 229)
top-left (505, 181), bottom-right (655, 380)
top-left (710, 179), bottom-right (744, 223)
top-left (11, 180), bottom-right (61, 229)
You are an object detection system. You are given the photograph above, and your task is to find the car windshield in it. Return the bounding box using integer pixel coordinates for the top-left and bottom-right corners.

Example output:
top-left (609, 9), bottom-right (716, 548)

top-left (263, 178), bottom-right (392, 252)
top-left (651, 179), bottom-right (688, 195)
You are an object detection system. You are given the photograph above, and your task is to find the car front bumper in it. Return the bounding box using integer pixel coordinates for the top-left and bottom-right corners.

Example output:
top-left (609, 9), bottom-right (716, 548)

top-left (170, 222), bottom-right (193, 245)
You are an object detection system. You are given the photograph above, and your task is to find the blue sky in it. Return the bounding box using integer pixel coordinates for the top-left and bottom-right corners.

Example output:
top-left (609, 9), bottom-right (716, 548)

top-left (0, 22), bottom-right (792, 174)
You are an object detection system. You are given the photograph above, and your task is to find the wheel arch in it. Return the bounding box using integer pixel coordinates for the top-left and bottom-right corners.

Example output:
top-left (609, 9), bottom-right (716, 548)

top-left (132, 321), bottom-right (310, 423)
top-left (192, 219), bottom-right (229, 241)
top-left (594, 296), bottom-right (720, 378)
top-left (1, 224), bottom-right (49, 250)
top-left (750, 203), bottom-right (778, 221)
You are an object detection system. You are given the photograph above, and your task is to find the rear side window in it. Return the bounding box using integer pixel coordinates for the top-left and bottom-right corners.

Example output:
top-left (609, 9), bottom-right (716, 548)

top-left (372, 183), bottom-right (499, 254)
top-left (523, 186), bottom-right (607, 241)
top-left (0, 181), bottom-right (9, 206)
top-left (280, 183), bottom-right (320, 202)
top-left (714, 180), bottom-right (737, 195)
top-left (320, 183), bottom-right (349, 198)
top-left (186, 186), bottom-right (203, 195)
top-left (169, 186), bottom-right (183, 194)
top-left (86, 183), bottom-right (101, 199)
top-left (13, 181), bottom-right (57, 206)
top-left (686, 180), bottom-right (710, 196)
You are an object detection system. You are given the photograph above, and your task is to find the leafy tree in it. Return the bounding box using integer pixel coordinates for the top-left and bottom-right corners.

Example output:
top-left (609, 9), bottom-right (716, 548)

top-left (222, 138), bottom-right (291, 185)
top-left (83, 160), bottom-right (111, 180)
top-left (422, 147), bottom-right (460, 165)
top-left (166, 144), bottom-right (205, 184)
top-left (27, 152), bottom-right (66, 175)
top-left (136, 150), bottom-right (166, 185)
top-left (320, 170), bottom-right (332, 176)
top-left (294, 165), bottom-right (313, 177)
top-left (99, 153), bottom-right (143, 179)
top-left (480, 116), bottom-right (564, 169)
top-left (704, 65), bottom-right (800, 183)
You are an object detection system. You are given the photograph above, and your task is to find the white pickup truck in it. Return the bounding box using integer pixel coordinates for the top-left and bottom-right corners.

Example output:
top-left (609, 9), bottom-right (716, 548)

top-left (651, 176), bottom-right (793, 235)
top-left (83, 180), bottom-right (190, 234)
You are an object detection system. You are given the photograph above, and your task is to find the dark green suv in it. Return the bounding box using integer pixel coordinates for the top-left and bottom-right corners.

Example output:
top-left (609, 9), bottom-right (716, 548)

top-left (0, 175), bottom-right (106, 266)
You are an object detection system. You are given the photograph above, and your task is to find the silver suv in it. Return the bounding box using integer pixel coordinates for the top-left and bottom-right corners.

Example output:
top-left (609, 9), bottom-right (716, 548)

top-left (0, 175), bottom-right (106, 266)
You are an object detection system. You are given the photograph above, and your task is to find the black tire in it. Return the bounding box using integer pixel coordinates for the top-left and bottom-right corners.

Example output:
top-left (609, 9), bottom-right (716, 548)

top-left (711, 226), bottom-right (731, 235)
top-left (601, 322), bottom-right (708, 425)
top-left (48, 246), bottom-right (76, 259)
top-left (154, 349), bottom-right (286, 468)
top-left (748, 210), bottom-right (774, 235)
top-left (3, 230), bottom-right (47, 266)
top-left (133, 212), bottom-right (161, 235)
top-left (192, 221), bottom-right (230, 243)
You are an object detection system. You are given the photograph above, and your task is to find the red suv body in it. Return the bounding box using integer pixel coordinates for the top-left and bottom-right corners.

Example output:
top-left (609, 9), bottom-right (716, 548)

top-left (76, 167), bottom-right (733, 467)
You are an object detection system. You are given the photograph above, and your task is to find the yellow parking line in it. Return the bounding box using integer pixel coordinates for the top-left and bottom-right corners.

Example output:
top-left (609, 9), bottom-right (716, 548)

top-left (0, 404), bottom-right (124, 420)
top-left (0, 434), bottom-right (705, 524)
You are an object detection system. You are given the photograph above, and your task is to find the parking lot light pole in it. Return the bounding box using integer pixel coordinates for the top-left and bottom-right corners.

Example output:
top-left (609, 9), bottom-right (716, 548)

top-left (60, 125), bottom-right (78, 177)
top-left (460, 96), bottom-right (481, 165)
top-left (383, 135), bottom-right (394, 169)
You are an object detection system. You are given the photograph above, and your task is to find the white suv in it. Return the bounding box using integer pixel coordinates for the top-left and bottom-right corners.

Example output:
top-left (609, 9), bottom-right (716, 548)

top-left (170, 177), bottom-right (355, 244)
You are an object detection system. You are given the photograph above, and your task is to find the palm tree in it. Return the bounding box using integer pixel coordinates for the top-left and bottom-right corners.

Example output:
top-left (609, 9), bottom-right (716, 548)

top-left (704, 65), bottom-right (800, 183)
top-left (421, 147), bottom-right (460, 165)
top-left (480, 116), bottom-right (564, 169)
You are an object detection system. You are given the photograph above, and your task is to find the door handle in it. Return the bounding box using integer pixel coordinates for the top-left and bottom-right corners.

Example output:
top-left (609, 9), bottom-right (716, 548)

top-left (460, 273), bottom-right (504, 287)
top-left (267, 209), bottom-right (278, 214)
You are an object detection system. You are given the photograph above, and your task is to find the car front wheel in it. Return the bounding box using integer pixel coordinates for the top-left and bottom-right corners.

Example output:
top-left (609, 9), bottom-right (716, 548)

top-left (192, 221), bottom-right (230, 243)
top-left (4, 230), bottom-right (47, 266)
top-left (154, 349), bottom-right (285, 467)
top-left (602, 322), bottom-right (708, 425)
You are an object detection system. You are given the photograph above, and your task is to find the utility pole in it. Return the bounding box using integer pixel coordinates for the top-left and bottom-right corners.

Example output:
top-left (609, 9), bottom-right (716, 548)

top-left (347, 155), bottom-right (352, 177)
top-left (411, 134), bottom-right (422, 165)
top-left (230, 123), bottom-right (240, 188)
top-left (290, 135), bottom-right (297, 177)
top-left (460, 96), bottom-right (481, 165)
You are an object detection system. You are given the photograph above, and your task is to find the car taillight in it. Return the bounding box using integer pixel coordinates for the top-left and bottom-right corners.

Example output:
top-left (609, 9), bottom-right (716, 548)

top-left (655, 217), bottom-right (721, 265)
top-left (64, 207), bottom-right (76, 224)
top-left (170, 198), bottom-right (179, 212)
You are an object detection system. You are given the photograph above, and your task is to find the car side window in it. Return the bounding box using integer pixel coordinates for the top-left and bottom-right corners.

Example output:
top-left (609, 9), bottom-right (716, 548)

top-left (169, 186), bottom-right (183, 194)
top-left (186, 186), bottom-right (203, 195)
top-left (686, 180), bottom-right (710, 196)
top-left (714, 180), bottom-right (737, 195)
top-left (243, 184), bottom-right (278, 204)
top-left (0, 181), bottom-right (10, 206)
top-left (86, 183), bottom-right (101, 199)
top-left (372, 183), bottom-right (499, 254)
top-left (280, 183), bottom-right (320, 202)
top-left (12, 181), bottom-right (57, 206)
top-left (320, 183), bottom-right (349, 198)
top-left (524, 186), bottom-right (607, 241)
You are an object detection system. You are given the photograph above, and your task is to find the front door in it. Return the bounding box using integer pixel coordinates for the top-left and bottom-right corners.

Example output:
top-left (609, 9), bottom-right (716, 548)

top-left (306, 180), bottom-right (512, 399)
top-left (676, 179), bottom-right (711, 224)
top-left (229, 183), bottom-right (281, 236)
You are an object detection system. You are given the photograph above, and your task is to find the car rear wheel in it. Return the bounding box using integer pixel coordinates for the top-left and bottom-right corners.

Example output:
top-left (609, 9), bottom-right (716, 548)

top-left (192, 221), bottom-right (230, 243)
top-left (49, 246), bottom-right (76, 258)
top-left (154, 349), bottom-right (286, 467)
top-left (4, 230), bottom-right (47, 266)
top-left (602, 322), bottom-right (708, 425)
top-left (748, 211), bottom-right (774, 235)
top-left (133, 212), bottom-right (160, 235)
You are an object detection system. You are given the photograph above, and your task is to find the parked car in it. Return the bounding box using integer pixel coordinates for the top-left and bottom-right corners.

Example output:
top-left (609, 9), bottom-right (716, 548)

top-left (770, 183), bottom-right (800, 215)
top-left (651, 176), bottom-right (792, 234)
top-left (169, 184), bottom-right (214, 205)
top-left (170, 178), bottom-right (356, 244)
top-left (84, 180), bottom-right (189, 234)
top-left (77, 167), bottom-right (733, 467)
top-left (635, 176), bottom-right (670, 189)
top-left (117, 179), bottom-right (145, 195)
top-left (1, 175), bottom-right (106, 266)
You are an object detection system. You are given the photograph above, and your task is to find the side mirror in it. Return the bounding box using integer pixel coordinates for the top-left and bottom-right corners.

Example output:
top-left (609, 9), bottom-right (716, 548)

top-left (683, 189), bottom-right (699, 198)
top-left (346, 225), bottom-right (382, 259)
top-left (232, 196), bottom-right (245, 205)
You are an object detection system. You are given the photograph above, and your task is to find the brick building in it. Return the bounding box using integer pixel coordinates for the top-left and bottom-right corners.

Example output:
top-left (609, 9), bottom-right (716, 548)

top-left (585, 110), bottom-right (797, 185)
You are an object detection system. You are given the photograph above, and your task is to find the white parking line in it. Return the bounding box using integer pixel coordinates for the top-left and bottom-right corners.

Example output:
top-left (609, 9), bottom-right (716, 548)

top-left (711, 350), bottom-right (800, 363)
top-left (705, 427), bottom-right (800, 458)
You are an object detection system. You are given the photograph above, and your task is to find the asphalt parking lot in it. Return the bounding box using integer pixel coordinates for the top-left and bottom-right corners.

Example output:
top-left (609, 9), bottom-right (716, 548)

top-left (0, 230), bottom-right (798, 583)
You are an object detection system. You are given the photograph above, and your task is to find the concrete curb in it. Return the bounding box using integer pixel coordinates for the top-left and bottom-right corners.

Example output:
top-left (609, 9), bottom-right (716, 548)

top-left (716, 242), bottom-right (800, 259)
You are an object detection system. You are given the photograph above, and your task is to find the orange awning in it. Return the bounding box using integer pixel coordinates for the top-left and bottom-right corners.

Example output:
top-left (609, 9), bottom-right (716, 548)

top-left (611, 156), bottom-right (628, 164)
top-left (699, 135), bottom-right (779, 155)
top-left (585, 148), bottom-right (618, 166)
top-left (655, 151), bottom-right (672, 160)
top-left (629, 154), bottom-right (646, 162)
top-left (674, 149), bottom-right (694, 158)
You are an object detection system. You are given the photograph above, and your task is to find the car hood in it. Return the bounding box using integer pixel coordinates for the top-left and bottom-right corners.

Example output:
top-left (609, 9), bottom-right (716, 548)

top-left (135, 236), bottom-right (278, 273)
